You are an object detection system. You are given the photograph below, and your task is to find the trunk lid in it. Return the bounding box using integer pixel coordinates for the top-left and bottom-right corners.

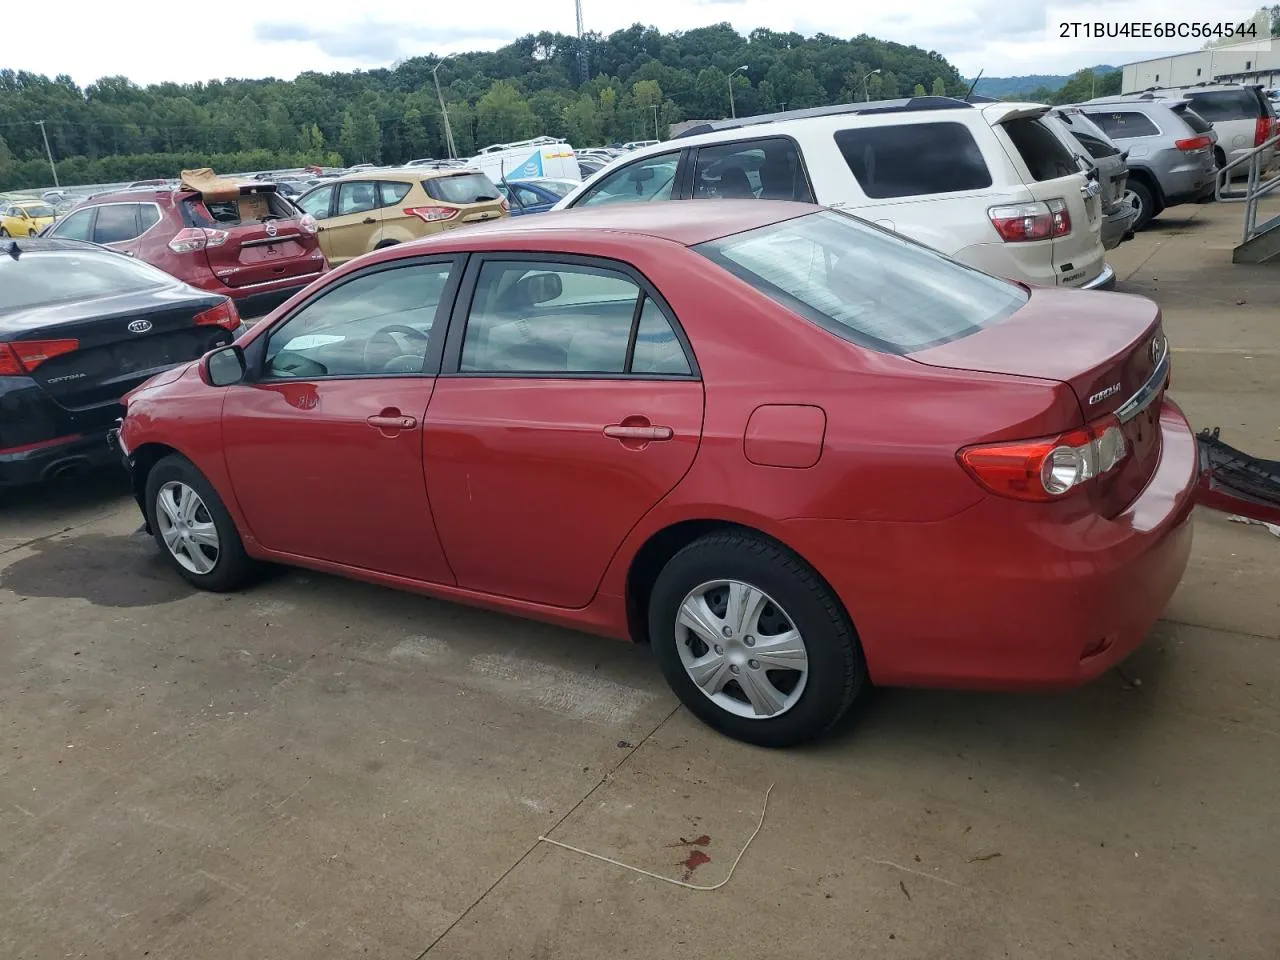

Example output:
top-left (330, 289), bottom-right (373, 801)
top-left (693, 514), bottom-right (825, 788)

top-left (183, 185), bottom-right (322, 288)
top-left (420, 173), bottom-right (507, 230)
top-left (912, 288), bottom-right (1169, 515)
top-left (11, 287), bottom-right (232, 412)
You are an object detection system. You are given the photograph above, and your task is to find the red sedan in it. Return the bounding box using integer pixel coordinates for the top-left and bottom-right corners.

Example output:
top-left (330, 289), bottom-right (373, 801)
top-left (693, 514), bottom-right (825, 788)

top-left (115, 201), bottom-right (1197, 746)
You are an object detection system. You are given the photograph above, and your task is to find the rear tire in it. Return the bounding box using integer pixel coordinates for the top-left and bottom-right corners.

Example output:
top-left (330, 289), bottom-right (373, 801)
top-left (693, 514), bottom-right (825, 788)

top-left (144, 454), bottom-right (257, 592)
top-left (648, 531), bottom-right (866, 747)
top-left (1126, 180), bottom-right (1156, 231)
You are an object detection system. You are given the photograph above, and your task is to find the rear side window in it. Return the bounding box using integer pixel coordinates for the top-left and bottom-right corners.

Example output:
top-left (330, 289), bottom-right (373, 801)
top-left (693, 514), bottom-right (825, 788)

top-left (1177, 108), bottom-right (1214, 135)
top-left (92, 204), bottom-right (142, 244)
top-left (1002, 118), bottom-right (1080, 182)
top-left (833, 123), bottom-right (992, 199)
top-left (137, 204), bottom-right (160, 232)
top-left (338, 182), bottom-right (379, 216)
top-left (698, 209), bottom-right (1027, 355)
top-left (379, 181), bottom-right (413, 207)
top-left (1084, 111), bottom-right (1160, 139)
top-left (691, 138), bottom-right (815, 203)
top-left (1185, 90), bottom-right (1262, 122)
top-left (424, 174), bottom-right (501, 204)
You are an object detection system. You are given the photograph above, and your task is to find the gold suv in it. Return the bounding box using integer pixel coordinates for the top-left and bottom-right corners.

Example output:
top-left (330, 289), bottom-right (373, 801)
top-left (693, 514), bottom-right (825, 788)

top-left (295, 168), bottom-right (508, 266)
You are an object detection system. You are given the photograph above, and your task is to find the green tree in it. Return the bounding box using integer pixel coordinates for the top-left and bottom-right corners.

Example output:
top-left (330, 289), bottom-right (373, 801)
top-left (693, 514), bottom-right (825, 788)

top-left (402, 107), bottom-right (431, 157)
top-left (475, 80), bottom-right (536, 146)
top-left (562, 95), bottom-right (602, 145)
top-left (914, 83), bottom-right (927, 96)
top-left (339, 107), bottom-right (381, 164)
top-left (931, 77), bottom-right (946, 96)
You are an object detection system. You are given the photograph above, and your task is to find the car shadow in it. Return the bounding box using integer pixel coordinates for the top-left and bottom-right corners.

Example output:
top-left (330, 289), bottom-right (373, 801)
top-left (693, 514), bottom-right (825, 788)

top-left (1, 466), bottom-right (133, 519)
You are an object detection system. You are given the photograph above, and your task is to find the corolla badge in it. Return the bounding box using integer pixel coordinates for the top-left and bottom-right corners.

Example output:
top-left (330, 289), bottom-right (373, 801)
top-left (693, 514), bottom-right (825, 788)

top-left (1088, 383), bottom-right (1122, 405)
top-left (127, 319), bottom-right (153, 334)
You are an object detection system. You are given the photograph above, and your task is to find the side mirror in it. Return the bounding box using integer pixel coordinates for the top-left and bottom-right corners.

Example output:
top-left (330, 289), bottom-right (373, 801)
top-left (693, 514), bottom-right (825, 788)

top-left (202, 344), bottom-right (246, 387)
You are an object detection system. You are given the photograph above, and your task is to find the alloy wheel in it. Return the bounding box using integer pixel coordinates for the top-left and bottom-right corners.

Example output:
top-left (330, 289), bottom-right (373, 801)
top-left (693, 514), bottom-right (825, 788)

top-left (155, 480), bottom-right (220, 575)
top-left (674, 579), bottom-right (809, 719)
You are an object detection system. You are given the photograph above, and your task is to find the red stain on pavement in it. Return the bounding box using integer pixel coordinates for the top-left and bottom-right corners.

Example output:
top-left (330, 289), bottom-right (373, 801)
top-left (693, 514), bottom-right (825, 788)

top-left (681, 849), bottom-right (712, 872)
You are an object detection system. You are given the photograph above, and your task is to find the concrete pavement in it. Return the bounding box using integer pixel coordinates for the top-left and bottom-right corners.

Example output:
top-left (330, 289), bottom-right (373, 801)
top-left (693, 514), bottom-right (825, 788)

top-left (2, 199), bottom-right (1278, 959)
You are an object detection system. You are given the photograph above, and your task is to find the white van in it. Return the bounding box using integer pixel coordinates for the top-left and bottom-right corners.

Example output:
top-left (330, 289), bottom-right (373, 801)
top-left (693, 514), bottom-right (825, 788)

top-left (468, 137), bottom-right (582, 185)
top-left (553, 98), bottom-right (1113, 290)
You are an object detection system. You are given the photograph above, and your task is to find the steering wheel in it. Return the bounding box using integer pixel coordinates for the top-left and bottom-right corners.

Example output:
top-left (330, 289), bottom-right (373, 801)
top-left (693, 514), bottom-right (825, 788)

top-left (364, 324), bottom-right (429, 373)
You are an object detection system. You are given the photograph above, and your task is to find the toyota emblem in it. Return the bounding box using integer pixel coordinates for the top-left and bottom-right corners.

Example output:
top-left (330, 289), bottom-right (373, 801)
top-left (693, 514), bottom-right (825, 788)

top-left (127, 319), bottom-right (153, 334)
top-left (1149, 335), bottom-right (1164, 364)
top-left (265, 221), bottom-right (278, 238)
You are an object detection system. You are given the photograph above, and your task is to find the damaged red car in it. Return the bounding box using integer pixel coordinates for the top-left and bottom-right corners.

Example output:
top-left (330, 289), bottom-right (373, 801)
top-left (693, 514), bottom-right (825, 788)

top-left (113, 201), bottom-right (1198, 746)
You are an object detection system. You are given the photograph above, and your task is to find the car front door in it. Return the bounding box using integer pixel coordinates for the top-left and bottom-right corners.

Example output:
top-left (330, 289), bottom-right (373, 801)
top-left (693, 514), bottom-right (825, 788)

top-left (423, 255), bottom-right (704, 607)
top-left (220, 257), bottom-right (461, 582)
top-left (321, 181), bottom-right (384, 265)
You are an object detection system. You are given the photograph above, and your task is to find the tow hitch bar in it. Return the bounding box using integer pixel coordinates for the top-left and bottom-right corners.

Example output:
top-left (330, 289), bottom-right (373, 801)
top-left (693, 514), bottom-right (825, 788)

top-left (1195, 428), bottom-right (1280, 526)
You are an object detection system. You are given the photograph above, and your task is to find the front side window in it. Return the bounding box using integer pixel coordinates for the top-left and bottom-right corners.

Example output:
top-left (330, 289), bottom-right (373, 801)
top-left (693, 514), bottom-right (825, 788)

top-left (697, 209), bottom-right (1027, 355)
top-left (50, 207), bottom-right (94, 241)
top-left (691, 139), bottom-right (815, 202)
top-left (834, 122), bottom-right (992, 199)
top-left (297, 185), bottom-right (334, 219)
top-left (264, 263), bottom-right (453, 379)
top-left (92, 205), bottom-right (142, 244)
top-left (1084, 111), bottom-right (1160, 139)
top-left (459, 260), bottom-right (690, 375)
top-left (573, 152), bottom-right (680, 207)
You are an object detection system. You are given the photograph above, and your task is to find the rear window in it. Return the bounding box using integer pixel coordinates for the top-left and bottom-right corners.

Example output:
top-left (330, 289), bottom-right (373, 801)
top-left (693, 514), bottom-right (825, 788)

top-left (1002, 118), bottom-right (1080, 181)
top-left (424, 174), bottom-right (501, 204)
top-left (1177, 107), bottom-right (1214, 135)
top-left (183, 190), bottom-right (293, 227)
top-left (833, 122), bottom-right (992, 198)
top-left (0, 251), bottom-right (170, 311)
top-left (696, 209), bottom-right (1027, 355)
top-left (1074, 132), bottom-right (1120, 159)
top-left (1185, 90), bottom-right (1263, 122)
top-left (1084, 111), bottom-right (1160, 139)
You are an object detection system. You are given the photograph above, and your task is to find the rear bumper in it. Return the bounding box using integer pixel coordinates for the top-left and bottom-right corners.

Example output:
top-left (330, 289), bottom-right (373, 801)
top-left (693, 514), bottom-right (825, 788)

top-left (1164, 181), bottom-right (1216, 206)
top-left (1101, 205), bottom-right (1137, 250)
top-left (782, 399), bottom-right (1198, 690)
top-left (0, 429), bottom-right (122, 487)
top-left (1081, 262), bottom-right (1116, 290)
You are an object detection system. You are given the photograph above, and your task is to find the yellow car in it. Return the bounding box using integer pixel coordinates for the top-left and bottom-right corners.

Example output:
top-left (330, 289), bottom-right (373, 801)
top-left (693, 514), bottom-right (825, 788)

top-left (295, 167), bottom-right (508, 266)
top-left (0, 199), bottom-right (58, 237)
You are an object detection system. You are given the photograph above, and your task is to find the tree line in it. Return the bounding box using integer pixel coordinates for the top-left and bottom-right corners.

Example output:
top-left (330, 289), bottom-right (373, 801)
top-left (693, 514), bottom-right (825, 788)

top-left (0, 23), bottom-right (968, 190)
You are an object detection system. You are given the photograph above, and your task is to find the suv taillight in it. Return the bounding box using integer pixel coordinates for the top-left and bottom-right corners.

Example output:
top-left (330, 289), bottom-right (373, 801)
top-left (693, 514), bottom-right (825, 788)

top-left (1174, 135), bottom-right (1214, 152)
top-left (168, 227), bottom-right (230, 254)
top-left (987, 199), bottom-right (1071, 242)
top-left (193, 298), bottom-right (241, 332)
top-left (298, 213), bottom-right (318, 235)
top-left (958, 415), bottom-right (1129, 502)
top-left (403, 206), bottom-right (459, 223)
top-left (0, 339), bottom-right (80, 376)
top-left (1255, 116), bottom-right (1276, 146)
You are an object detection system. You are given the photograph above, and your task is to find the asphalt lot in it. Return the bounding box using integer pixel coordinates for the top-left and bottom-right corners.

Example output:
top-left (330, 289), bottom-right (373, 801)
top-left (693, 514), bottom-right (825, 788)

top-left (3, 200), bottom-right (1279, 959)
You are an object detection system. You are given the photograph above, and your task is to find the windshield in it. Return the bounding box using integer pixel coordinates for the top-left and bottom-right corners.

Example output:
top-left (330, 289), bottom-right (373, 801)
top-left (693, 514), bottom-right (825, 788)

top-left (18, 204), bottom-right (56, 219)
top-left (697, 210), bottom-right (1028, 354)
top-left (424, 173), bottom-right (501, 204)
top-left (0, 250), bottom-right (171, 311)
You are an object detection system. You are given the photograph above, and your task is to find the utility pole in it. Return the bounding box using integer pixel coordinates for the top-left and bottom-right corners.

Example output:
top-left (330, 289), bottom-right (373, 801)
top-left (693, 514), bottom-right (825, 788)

top-left (651, 104), bottom-right (660, 140)
top-left (728, 65), bottom-right (748, 119)
top-left (431, 57), bottom-right (458, 159)
top-left (575, 0), bottom-right (589, 84)
top-left (36, 120), bottom-right (59, 187)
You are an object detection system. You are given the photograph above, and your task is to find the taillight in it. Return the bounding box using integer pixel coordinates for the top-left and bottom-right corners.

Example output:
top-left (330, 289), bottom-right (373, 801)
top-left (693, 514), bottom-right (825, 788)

top-left (0, 339), bottom-right (79, 375)
top-left (958, 415), bottom-right (1129, 502)
top-left (403, 206), bottom-right (459, 223)
top-left (298, 213), bottom-right (318, 235)
top-left (987, 199), bottom-right (1071, 242)
top-left (1255, 116), bottom-right (1276, 146)
top-left (1174, 135), bottom-right (1213, 152)
top-left (193, 298), bottom-right (241, 332)
top-left (168, 227), bottom-right (230, 253)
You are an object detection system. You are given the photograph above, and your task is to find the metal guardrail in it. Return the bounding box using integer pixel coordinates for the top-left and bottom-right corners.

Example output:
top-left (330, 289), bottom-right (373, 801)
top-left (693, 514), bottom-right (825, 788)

top-left (1215, 131), bottom-right (1280, 245)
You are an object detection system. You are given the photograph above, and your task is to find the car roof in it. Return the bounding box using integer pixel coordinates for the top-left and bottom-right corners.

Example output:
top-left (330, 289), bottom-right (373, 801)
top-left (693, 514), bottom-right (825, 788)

top-left (327, 167), bottom-right (485, 184)
top-left (394, 199), bottom-right (815, 252)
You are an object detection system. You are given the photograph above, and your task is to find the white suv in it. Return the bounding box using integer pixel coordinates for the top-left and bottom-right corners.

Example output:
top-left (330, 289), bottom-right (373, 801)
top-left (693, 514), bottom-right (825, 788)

top-left (553, 98), bottom-right (1113, 290)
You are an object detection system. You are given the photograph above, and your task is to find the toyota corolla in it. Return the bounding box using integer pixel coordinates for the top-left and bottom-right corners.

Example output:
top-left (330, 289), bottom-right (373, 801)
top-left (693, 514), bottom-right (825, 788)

top-left (114, 201), bottom-right (1197, 746)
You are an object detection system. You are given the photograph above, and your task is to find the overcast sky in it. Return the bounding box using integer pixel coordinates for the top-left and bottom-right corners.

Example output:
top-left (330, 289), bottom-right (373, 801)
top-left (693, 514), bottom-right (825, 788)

top-left (3, 0), bottom-right (1253, 87)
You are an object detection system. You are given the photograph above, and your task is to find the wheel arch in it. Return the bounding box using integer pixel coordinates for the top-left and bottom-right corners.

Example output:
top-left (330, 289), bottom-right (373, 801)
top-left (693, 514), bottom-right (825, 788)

top-left (129, 441), bottom-right (185, 530)
top-left (1125, 166), bottom-right (1163, 207)
top-left (623, 518), bottom-right (851, 647)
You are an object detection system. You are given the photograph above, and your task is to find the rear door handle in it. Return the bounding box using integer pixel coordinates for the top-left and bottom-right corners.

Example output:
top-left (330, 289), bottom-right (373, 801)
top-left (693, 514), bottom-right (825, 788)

top-left (368, 414), bottom-right (417, 430)
top-left (604, 424), bottom-right (673, 441)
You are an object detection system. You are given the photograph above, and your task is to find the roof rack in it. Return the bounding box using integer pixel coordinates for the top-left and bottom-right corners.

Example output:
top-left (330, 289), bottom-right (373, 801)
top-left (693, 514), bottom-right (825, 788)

top-left (672, 96), bottom-right (974, 140)
top-left (476, 136), bottom-right (568, 154)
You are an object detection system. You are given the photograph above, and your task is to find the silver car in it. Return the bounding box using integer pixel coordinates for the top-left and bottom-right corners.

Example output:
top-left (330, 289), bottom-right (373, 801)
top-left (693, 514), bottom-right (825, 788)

top-left (1112, 84), bottom-right (1276, 174)
top-left (1073, 98), bottom-right (1218, 231)
top-left (1047, 107), bottom-right (1137, 250)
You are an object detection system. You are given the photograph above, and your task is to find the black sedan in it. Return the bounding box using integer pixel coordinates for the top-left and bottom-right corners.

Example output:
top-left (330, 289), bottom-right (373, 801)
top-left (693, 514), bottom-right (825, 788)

top-left (0, 238), bottom-right (245, 488)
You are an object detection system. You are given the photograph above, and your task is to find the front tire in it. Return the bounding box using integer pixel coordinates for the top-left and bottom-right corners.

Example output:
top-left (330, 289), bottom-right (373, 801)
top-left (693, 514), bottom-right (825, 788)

top-left (648, 531), bottom-right (866, 747)
top-left (144, 454), bottom-right (256, 591)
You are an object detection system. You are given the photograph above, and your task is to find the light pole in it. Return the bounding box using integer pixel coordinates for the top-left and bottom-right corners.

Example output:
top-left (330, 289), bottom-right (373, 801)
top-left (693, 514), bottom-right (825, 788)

top-left (651, 104), bottom-right (660, 140)
top-left (36, 120), bottom-right (59, 187)
top-left (432, 55), bottom-right (458, 159)
top-left (728, 65), bottom-right (748, 119)
top-left (862, 68), bottom-right (882, 103)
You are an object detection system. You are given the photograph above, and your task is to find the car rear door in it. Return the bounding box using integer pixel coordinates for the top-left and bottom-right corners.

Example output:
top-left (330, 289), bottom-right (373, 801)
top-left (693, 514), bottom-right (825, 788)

top-left (423, 254), bottom-right (704, 607)
top-left (995, 109), bottom-right (1105, 286)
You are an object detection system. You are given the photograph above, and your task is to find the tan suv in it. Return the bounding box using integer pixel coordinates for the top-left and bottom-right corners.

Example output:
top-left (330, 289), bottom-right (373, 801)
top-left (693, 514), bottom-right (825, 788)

top-left (295, 168), bottom-right (508, 266)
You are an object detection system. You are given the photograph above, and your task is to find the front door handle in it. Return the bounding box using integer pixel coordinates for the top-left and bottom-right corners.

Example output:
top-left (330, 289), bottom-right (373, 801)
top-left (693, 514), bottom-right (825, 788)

top-left (362, 217), bottom-right (377, 225)
top-left (604, 423), bottom-right (673, 441)
top-left (368, 413), bottom-right (417, 430)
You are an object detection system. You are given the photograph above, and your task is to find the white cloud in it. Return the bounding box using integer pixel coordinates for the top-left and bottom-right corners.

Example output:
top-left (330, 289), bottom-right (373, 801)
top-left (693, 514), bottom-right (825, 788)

top-left (3, 0), bottom-right (1248, 86)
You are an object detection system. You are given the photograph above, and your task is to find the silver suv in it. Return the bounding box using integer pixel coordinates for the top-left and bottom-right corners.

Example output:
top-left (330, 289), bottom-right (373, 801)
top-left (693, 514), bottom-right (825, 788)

top-left (1046, 107), bottom-right (1136, 250)
top-left (1109, 84), bottom-right (1276, 173)
top-left (1072, 98), bottom-right (1218, 231)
